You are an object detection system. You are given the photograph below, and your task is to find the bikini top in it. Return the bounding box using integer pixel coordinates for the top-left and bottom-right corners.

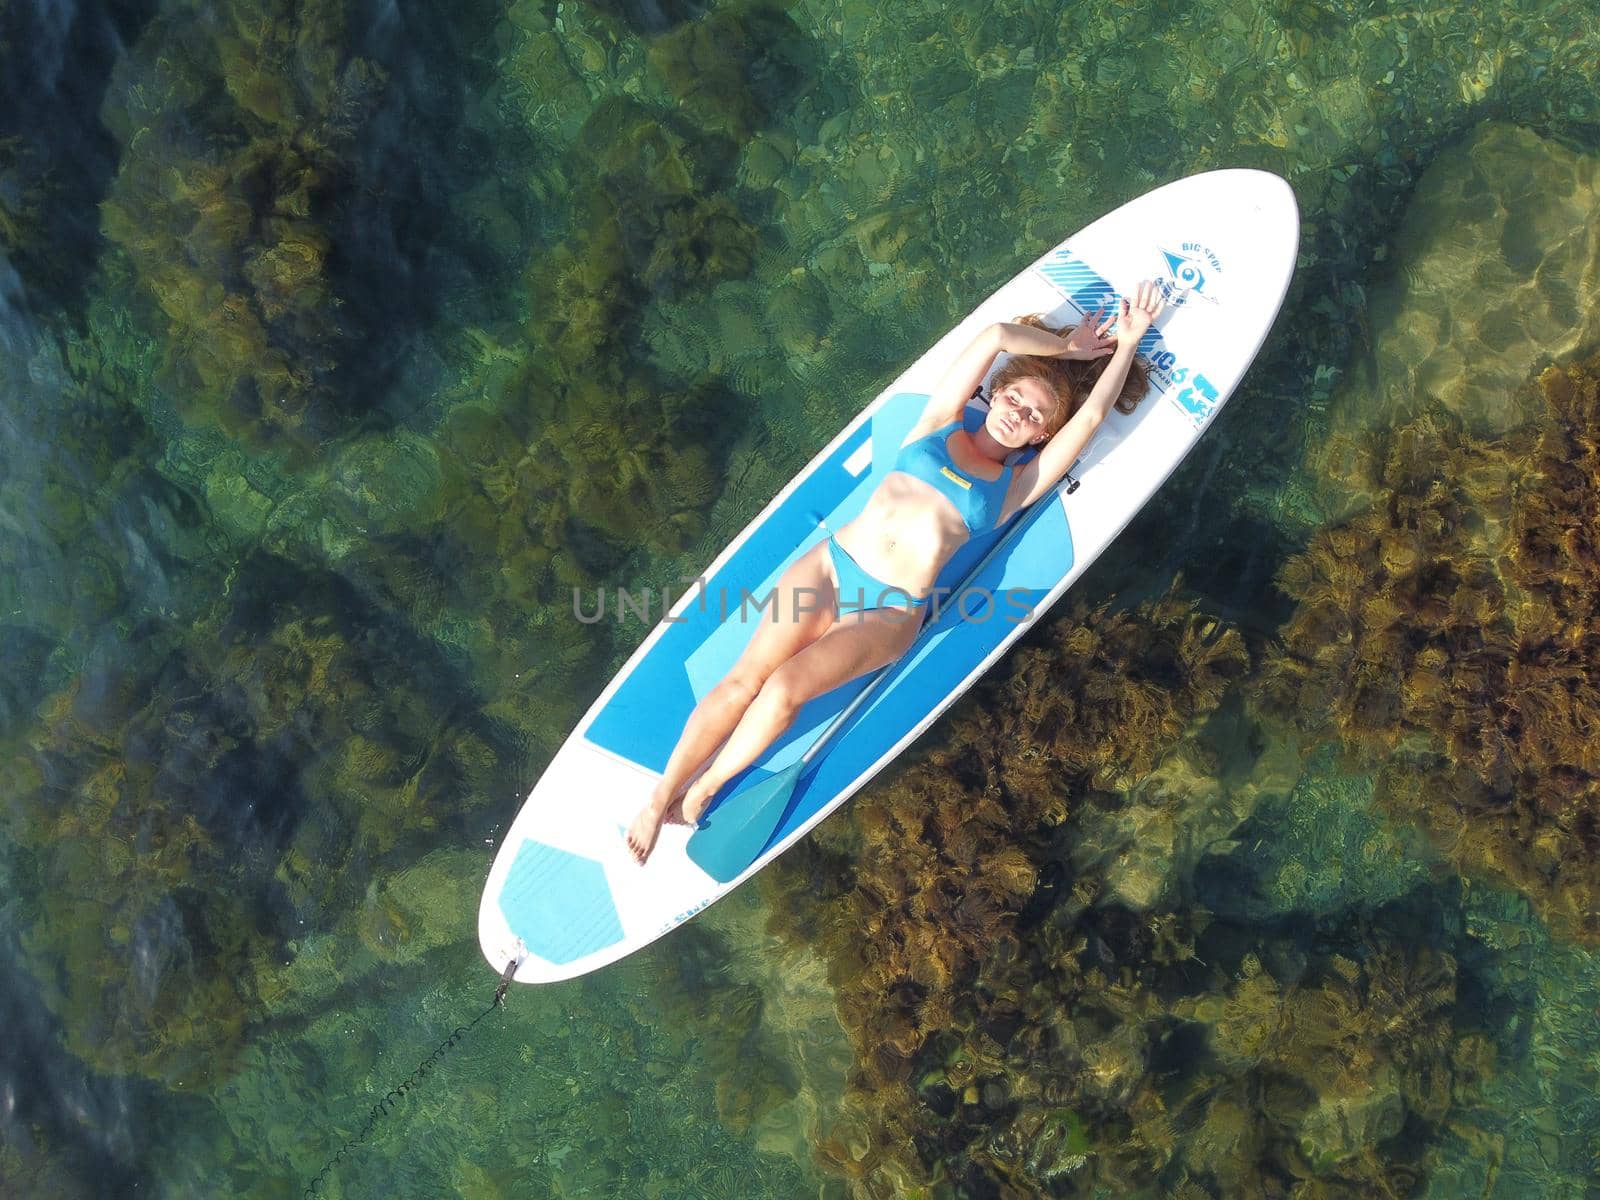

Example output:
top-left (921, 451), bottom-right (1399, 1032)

top-left (891, 417), bottom-right (1014, 534)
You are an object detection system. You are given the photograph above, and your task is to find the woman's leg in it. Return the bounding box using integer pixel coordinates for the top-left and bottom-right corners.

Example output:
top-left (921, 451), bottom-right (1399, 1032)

top-left (678, 601), bottom-right (926, 824)
top-left (644, 676), bottom-right (756, 816)
top-left (625, 539), bottom-right (839, 862)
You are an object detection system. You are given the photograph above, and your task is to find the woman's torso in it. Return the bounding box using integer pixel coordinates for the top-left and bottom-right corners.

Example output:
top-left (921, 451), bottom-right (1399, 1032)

top-left (835, 417), bottom-right (1017, 598)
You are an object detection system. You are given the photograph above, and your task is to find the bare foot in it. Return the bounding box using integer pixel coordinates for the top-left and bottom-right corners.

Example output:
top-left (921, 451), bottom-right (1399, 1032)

top-left (625, 800), bottom-right (669, 863)
top-left (625, 780), bottom-right (690, 862)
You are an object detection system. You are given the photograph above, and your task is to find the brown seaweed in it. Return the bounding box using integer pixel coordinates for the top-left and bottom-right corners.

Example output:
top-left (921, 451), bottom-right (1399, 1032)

top-left (1260, 353), bottom-right (1600, 943)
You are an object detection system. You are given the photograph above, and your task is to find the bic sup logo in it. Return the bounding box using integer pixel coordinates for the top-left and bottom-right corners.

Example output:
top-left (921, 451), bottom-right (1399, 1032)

top-left (1152, 241), bottom-right (1225, 426)
top-left (1033, 245), bottom-right (1223, 428)
top-left (1156, 242), bottom-right (1223, 308)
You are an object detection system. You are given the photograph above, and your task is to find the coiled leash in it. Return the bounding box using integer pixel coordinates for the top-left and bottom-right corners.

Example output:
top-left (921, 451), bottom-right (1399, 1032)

top-left (302, 955), bottom-right (523, 1198)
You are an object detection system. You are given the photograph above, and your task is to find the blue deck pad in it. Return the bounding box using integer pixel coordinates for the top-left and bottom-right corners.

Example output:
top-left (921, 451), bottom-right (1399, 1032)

top-left (585, 393), bottom-right (1035, 774)
top-left (498, 839), bottom-right (625, 964)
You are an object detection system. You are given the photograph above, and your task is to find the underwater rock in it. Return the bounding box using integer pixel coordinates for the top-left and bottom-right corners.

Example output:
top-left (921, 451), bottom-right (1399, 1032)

top-left (0, 536), bottom-right (526, 1093)
top-left (640, 194), bottom-right (759, 299)
top-left (98, 3), bottom-right (369, 449)
top-left (626, 922), bottom-right (802, 1143)
top-left (990, 1105), bottom-right (1091, 1185)
top-left (355, 849), bottom-right (480, 963)
top-left (1168, 933), bottom-right (1483, 1190)
top-left (737, 129), bottom-right (797, 192)
top-left (1084, 727), bottom-right (1289, 913)
top-left (1309, 122), bottom-right (1600, 523)
top-left (97, 0), bottom-right (515, 452)
top-left (565, 97), bottom-right (728, 292)
top-left (1381, 124), bottom-right (1599, 426)
top-left (333, 430), bottom-right (460, 534)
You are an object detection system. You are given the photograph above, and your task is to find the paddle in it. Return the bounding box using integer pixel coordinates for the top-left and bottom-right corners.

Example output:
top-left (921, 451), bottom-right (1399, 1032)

top-left (686, 484), bottom-right (1046, 884)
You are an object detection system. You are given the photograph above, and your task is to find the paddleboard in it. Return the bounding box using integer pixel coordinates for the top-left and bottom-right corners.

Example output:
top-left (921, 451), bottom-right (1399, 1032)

top-left (480, 168), bottom-right (1299, 984)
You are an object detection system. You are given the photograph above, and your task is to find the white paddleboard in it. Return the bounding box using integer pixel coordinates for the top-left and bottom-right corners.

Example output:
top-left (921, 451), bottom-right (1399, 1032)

top-left (480, 169), bottom-right (1299, 984)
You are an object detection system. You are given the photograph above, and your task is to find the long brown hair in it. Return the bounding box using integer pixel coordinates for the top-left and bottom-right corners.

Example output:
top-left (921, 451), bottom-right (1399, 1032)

top-left (989, 313), bottom-right (1150, 440)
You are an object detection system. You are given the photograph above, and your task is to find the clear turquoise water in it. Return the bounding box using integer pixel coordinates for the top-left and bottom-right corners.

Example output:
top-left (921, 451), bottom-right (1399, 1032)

top-left (3, 0), bottom-right (1600, 1196)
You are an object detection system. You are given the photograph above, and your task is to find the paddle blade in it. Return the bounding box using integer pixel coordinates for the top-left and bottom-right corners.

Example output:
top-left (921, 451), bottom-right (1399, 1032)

top-left (685, 759), bottom-right (806, 883)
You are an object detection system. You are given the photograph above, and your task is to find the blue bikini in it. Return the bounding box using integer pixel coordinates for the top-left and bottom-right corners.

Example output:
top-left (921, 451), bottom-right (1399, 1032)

top-left (826, 536), bottom-right (929, 614)
top-left (892, 418), bottom-right (1015, 533)
top-left (827, 416), bottom-right (1015, 614)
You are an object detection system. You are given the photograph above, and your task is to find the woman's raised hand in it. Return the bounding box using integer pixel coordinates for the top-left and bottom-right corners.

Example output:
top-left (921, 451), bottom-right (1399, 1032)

top-left (1059, 304), bottom-right (1116, 359)
top-left (1115, 280), bottom-right (1165, 344)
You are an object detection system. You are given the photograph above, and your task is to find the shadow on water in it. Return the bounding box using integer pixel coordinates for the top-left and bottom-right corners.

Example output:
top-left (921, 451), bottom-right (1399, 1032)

top-left (0, 898), bottom-right (154, 1196)
top-left (0, 0), bottom-right (159, 324)
top-left (210, 546), bottom-right (528, 878)
top-left (320, 0), bottom-right (540, 433)
top-left (1192, 827), bottom-right (1534, 1058)
top-left (591, 0), bottom-right (711, 36)
top-left (0, 626), bottom-right (55, 737)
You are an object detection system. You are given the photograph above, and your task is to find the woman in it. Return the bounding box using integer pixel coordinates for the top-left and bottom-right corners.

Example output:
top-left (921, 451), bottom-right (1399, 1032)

top-left (625, 281), bottom-right (1166, 862)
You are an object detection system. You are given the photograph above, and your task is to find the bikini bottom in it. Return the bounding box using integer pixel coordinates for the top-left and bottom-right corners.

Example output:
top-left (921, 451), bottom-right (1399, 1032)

top-left (826, 534), bottom-right (931, 615)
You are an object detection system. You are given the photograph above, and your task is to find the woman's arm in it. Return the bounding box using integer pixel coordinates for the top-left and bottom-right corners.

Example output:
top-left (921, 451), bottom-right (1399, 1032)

top-left (994, 319), bottom-right (1109, 358)
top-left (999, 283), bottom-right (1165, 521)
top-left (906, 324), bottom-right (1003, 441)
top-left (909, 316), bottom-right (1112, 442)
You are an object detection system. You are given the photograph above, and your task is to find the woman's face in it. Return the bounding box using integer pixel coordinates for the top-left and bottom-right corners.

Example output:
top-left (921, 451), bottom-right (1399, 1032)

top-left (988, 378), bottom-right (1058, 447)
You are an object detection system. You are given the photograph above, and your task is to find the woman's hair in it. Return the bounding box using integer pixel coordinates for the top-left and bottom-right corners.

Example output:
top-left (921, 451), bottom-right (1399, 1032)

top-left (989, 313), bottom-right (1150, 439)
